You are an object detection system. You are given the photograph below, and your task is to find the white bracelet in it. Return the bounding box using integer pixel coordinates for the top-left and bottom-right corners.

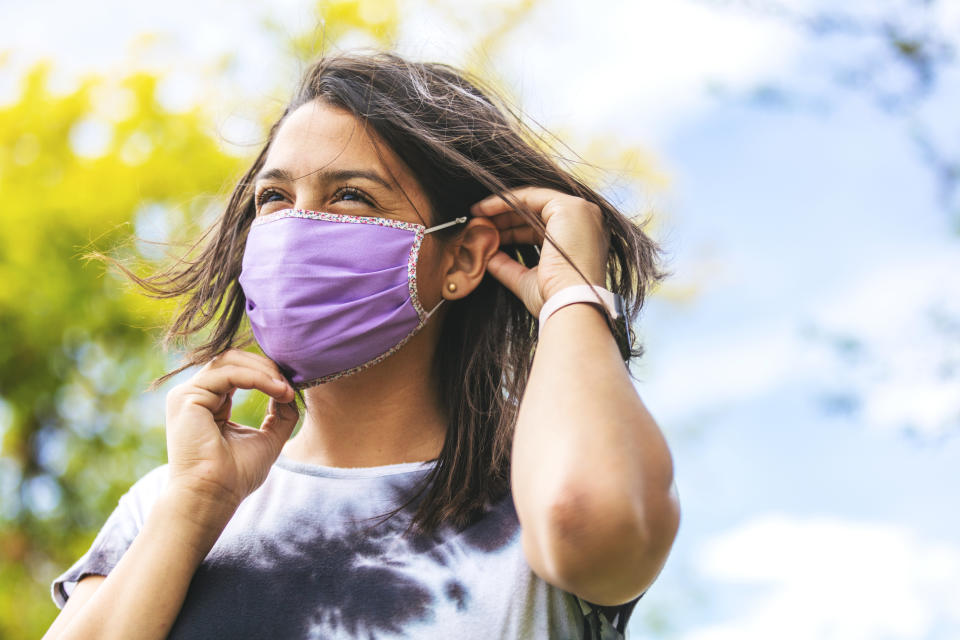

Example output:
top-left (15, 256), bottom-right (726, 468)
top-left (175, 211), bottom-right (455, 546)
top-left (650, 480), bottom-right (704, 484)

top-left (538, 284), bottom-right (619, 337)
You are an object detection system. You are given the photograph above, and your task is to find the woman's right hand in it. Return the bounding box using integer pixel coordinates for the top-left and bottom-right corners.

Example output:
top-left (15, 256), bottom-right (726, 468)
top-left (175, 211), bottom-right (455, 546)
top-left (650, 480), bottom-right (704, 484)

top-left (164, 349), bottom-right (300, 508)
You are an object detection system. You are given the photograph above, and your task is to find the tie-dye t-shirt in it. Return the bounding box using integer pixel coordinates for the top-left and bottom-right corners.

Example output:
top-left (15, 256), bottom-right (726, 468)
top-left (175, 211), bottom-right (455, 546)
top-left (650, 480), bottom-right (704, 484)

top-left (51, 454), bottom-right (644, 638)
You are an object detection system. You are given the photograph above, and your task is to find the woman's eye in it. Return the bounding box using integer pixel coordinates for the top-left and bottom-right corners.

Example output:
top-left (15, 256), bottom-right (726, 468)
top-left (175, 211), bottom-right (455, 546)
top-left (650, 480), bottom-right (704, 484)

top-left (255, 185), bottom-right (373, 211)
top-left (256, 188), bottom-right (286, 208)
top-left (335, 187), bottom-right (372, 205)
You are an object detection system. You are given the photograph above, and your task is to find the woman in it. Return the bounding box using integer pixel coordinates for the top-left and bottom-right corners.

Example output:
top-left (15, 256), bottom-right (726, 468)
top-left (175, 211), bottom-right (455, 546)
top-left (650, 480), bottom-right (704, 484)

top-left (45, 51), bottom-right (679, 639)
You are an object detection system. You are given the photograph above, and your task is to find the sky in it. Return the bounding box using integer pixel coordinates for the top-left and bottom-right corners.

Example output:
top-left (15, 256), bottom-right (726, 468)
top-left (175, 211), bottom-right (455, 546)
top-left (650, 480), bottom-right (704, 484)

top-left (3, 0), bottom-right (958, 637)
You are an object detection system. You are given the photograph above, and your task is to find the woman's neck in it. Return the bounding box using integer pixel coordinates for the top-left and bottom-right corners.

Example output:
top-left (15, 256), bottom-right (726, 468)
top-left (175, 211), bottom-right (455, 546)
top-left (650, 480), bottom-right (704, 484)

top-left (279, 328), bottom-right (448, 468)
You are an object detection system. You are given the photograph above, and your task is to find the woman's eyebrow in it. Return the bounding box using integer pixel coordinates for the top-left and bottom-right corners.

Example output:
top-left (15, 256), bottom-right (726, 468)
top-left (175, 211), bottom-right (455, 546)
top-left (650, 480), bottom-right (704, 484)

top-left (255, 167), bottom-right (395, 191)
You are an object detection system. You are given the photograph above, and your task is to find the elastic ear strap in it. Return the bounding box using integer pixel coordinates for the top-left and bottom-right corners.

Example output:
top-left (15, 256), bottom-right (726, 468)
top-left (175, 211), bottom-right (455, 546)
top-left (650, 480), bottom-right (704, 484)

top-left (424, 298), bottom-right (444, 320)
top-left (538, 285), bottom-right (617, 337)
top-left (424, 216), bottom-right (469, 234)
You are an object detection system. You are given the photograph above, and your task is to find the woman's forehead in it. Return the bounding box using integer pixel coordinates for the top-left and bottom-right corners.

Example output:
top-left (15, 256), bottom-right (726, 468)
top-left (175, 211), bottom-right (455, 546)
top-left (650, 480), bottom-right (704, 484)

top-left (267, 102), bottom-right (402, 180)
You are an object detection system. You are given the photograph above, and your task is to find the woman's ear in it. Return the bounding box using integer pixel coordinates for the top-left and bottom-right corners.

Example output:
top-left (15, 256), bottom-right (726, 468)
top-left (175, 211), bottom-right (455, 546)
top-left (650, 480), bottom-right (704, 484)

top-left (442, 217), bottom-right (500, 299)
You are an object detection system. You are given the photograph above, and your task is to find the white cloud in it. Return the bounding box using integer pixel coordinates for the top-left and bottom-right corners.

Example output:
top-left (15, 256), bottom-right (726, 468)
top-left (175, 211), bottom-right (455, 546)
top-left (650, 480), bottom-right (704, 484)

top-left (399, 0), bottom-right (807, 143)
top-left (640, 322), bottom-right (822, 422)
top-left (642, 246), bottom-right (960, 436)
top-left (808, 248), bottom-right (960, 436)
top-left (808, 249), bottom-right (960, 344)
top-left (862, 378), bottom-right (960, 436)
top-left (577, 0), bottom-right (804, 132)
top-left (687, 514), bottom-right (960, 640)
top-left (2, 0), bottom-right (810, 145)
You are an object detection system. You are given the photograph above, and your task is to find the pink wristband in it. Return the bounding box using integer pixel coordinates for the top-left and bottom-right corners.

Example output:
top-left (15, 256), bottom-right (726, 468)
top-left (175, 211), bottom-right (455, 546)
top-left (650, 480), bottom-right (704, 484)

top-left (538, 284), bottom-right (618, 337)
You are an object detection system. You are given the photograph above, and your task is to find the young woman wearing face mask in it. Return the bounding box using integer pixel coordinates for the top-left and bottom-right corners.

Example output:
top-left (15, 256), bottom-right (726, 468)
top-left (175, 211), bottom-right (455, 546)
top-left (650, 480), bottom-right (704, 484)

top-left (44, 52), bottom-right (680, 640)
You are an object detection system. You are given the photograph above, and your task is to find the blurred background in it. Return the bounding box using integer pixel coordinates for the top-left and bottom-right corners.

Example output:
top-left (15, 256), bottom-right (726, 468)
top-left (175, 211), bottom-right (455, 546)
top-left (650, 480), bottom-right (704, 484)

top-left (1, 0), bottom-right (958, 638)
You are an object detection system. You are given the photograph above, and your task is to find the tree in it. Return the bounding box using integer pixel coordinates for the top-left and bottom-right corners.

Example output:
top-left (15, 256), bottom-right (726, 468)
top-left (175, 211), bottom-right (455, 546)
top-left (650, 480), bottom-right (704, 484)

top-left (0, 62), bottom-right (245, 637)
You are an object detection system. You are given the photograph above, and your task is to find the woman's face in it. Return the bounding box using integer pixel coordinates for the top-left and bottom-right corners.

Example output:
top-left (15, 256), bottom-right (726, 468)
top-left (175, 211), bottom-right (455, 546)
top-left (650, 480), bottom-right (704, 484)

top-left (253, 99), bottom-right (450, 310)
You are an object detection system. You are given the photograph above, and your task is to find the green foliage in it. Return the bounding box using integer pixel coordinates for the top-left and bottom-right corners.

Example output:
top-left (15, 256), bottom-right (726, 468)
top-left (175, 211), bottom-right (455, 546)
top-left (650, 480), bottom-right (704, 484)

top-left (0, 61), bottom-right (247, 637)
top-left (278, 0), bottom-right (399, 60)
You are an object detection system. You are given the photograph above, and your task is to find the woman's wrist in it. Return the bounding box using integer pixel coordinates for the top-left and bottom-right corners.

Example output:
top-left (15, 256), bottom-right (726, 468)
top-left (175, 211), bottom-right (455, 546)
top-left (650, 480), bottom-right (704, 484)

top-left (154, 486), bottom-right (239, 562)
top-left (538, 284), bottom-right (613, 330)
top-left (537, 283), bottom-right (631, 361)
top-left (539, 276), bottom-right (606, 306)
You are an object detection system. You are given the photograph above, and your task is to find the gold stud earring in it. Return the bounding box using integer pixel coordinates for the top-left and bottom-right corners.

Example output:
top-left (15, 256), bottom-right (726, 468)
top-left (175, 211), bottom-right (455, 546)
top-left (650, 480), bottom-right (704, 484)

top-left (446, 282), bottom-right (457, 293)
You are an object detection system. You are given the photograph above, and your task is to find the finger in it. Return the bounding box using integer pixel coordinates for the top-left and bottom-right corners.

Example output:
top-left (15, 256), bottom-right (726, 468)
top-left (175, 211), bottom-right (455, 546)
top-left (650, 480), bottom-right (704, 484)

top-left (471, 187), bottom-right (564, 218)
top-left (486, 251), bottom-right (532, 302)
top-left (472, 210), bottom-right (538, 231)
top-left (260, 398), bottom-right (300, 451)
top-left (497, 226), bottom-right (545, 246)
top-left (212, 389), bottom-right (235, 423)
top-left (188, 364), bottom-right (293, 413)
top-left (208, 349), bottom-right (289, 383)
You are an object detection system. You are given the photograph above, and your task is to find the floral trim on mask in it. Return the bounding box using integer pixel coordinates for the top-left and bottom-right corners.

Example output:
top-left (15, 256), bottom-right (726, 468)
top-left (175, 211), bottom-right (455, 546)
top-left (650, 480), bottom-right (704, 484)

top-left (251, 208), bottom-right (426, 233)
top-left (292, 322), bottom-right (424, 389)
top-left (292, 314), bottom-right (430, 390)
top-left (407, 229), bottom-right (428, 321)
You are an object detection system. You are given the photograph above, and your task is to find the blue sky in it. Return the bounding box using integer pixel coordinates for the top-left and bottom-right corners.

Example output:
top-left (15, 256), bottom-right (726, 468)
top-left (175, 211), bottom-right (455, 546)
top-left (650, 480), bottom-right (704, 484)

top-left (4, 0), bottom-right (958, 637)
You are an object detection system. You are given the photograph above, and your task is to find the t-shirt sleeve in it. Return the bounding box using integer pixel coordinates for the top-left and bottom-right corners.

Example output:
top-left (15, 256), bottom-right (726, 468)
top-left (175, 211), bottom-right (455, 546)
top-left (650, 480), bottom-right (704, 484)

top-left (50, 463), bottom-right (170, 610)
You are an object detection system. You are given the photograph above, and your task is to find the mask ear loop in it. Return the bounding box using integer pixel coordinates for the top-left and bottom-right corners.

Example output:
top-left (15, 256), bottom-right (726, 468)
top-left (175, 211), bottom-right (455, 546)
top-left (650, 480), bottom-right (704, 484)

top-left (420, 216), bottom-right (469, 320)
top-left (423, 216), bottom-right (468, 234)
top-left (424, 298), bottom-right (444, 319)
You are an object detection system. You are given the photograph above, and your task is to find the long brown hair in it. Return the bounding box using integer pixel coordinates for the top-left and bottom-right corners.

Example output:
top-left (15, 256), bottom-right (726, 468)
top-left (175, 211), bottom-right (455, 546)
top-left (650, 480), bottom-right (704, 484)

top-left (99, 50), bottom-right (668, 537)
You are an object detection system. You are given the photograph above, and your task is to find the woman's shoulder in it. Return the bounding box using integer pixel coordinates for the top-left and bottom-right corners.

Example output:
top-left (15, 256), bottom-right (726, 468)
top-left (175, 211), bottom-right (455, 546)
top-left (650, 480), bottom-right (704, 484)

top-left (116, 462), bottom-right (170, 525)
top-left (128, 462), bottom-right (169, 495)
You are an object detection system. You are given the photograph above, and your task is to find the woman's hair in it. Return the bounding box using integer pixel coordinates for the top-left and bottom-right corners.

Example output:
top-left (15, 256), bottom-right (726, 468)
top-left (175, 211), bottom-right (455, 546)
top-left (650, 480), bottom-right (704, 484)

top-left (101, 50), bottom-right (668, 537)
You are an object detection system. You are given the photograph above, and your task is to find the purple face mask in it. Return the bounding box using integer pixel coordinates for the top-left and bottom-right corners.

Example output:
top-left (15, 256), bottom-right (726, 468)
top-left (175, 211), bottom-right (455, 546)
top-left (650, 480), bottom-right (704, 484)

top-left (238, 208), bottom-right (468, 389)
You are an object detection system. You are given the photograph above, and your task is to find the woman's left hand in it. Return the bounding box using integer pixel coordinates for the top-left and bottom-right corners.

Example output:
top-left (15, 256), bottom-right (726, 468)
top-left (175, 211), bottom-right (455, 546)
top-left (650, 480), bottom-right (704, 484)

top-left (470, 186), bottom-right (610, 315)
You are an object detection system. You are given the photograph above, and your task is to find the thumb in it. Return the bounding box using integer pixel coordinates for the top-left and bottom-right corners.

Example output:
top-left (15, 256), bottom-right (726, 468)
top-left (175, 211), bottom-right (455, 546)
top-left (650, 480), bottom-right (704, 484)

top-left (486, 250), bottom-right (542, 315)
top-left (261, 397), bottom-right (300, 451)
